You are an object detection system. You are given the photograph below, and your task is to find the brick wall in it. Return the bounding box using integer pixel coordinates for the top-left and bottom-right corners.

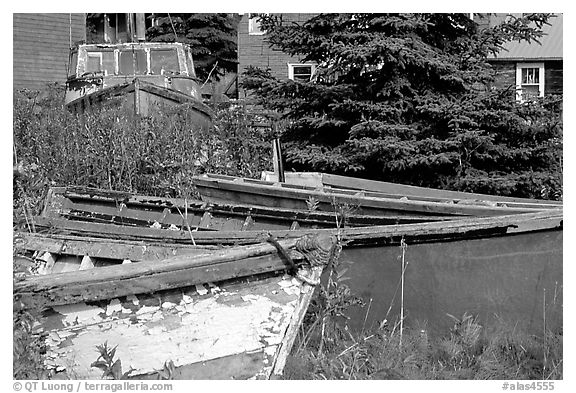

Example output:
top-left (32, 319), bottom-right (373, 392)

top-left (13, 13), bottom-right (86, 90)
top-left (237, 13), bottom-right (316, 98)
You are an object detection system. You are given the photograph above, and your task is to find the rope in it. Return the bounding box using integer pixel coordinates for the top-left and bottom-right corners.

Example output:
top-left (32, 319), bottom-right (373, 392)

top-left (295, 234), bottom-right (339, 268)
top-left (266, 234), bottom-right (339, 286)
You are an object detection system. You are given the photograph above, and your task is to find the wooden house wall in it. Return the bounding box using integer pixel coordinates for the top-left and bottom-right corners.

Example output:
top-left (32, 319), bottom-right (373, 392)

top-left (13, 13), bottom-right (86, 90)
top-left (490, 60), bottom-right (563, 98)
top-left (237, 13), bottom-right (316, 98)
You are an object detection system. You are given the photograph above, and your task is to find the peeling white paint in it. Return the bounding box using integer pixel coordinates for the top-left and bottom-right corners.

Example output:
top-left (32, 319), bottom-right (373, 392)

top-left (161, 301), bottom-right (177, 310)
top-left (53, 303), bottom-right (105, 327)
top-left (43, 275), bottom-right (304, 379)
top-left (106, 299), bottom-right (122, 316)
top-left (195, 284), bottom-right (208, 295)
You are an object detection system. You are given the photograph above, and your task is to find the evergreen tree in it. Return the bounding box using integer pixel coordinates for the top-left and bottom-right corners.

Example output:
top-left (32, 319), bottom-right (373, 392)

top-left (243, 13), bottom-right (562, 199)
top-left (146, 13), bottom-right (241, 80)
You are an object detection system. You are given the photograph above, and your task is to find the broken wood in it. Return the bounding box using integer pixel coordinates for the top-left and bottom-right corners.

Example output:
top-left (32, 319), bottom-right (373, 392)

top-left (14, 234), bottom-right (336, 310)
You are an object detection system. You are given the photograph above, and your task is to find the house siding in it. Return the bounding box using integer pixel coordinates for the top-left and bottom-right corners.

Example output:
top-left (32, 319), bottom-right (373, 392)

top-left (491, 60), bottom-right (563, 98)
top-left (237, 13), bottom-right (316, 98)
top-left (13, 13), bottom-right (86, 90)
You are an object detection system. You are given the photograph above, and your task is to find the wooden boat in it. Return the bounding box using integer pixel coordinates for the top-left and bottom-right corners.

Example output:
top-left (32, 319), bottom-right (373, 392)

top-left (261, 171), bottom-right (563, 206)
top-left (39, 186), bottom-right (457, 233)
top-left (192, 173), bottom-right (561, 217)
top-left (13, 231), bottom-right (336, 379)
top-left (65, 41), bottom-right (213, 121)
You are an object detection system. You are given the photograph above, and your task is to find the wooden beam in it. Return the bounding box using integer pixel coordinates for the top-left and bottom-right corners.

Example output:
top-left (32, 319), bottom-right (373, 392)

top-left (16, 232), bottom-right (215, 261)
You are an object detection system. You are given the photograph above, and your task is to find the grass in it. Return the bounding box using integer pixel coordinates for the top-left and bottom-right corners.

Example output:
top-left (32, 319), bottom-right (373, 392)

top-left (283, 312), bottom-right (563, 380)
top-left (13, 85), bottom-right (274, 227)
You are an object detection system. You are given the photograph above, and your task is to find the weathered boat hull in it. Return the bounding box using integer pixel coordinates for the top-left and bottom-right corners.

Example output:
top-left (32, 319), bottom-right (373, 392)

top-left (14, 233), bottom-right (334, 379)
top-left (192, 173), bottom-right (558, 217)
top-left (66, 77), bottom-right (213, 122)
top-left (40, 186), bottom-right (457, 232)
top-left (340, 228), bottom-right (562, 334)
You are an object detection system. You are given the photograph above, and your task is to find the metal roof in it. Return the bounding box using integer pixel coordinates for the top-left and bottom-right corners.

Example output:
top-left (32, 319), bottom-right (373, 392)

top-left (490, 14), bottom-right (563, 61)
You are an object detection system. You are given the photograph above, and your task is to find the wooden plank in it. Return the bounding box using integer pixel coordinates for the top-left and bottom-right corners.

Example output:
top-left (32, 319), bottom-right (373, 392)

top-left (271, 266), bottom-right (322, 377)
top-left (15, 235), bottom-right (336, 309)
top-left (15, 232), bottom-right (216, 262)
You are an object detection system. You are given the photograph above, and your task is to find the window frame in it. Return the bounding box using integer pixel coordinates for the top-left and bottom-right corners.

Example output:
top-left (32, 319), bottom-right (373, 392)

top-left (287, 63), bottom-right (316, 82)
top-left (248, 14), bottom-right (265, 35)
top-left (515, 62), bottom-right (545, 102)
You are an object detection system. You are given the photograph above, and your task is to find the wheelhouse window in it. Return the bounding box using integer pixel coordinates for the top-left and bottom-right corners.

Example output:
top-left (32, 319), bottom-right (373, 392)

top-left (85, 50), bottom-right (115, 76)
top-left (119, 49), bottom-right (147, 75)
top-left (288, 64), bottom-right (316, 81)
top-left (68, 51), bottom-right (78, 77)
top-left (184, 47), bottom-right (196, 77)
top-left (516, 63), bottom-right (545, 102)
top-left (150, 49), bottom-right (180, 75)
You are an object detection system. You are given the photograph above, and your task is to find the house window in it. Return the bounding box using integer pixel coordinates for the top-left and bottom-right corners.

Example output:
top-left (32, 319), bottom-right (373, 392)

top-left (288, 64), bottom-right (316, 81)
top-left (248, 14), bottom-right (265, 35)
top-left (516, 63), bottom-right (545, 102)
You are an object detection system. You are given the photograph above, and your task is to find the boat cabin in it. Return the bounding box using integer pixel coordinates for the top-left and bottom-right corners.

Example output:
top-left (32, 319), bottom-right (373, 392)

top-left (65, 42), bottom-right (206, 116)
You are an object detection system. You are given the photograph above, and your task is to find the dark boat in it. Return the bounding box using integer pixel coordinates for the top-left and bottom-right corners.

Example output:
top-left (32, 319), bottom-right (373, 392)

top-left (14, 231), bottom-right (335, 379)
top-left (192, 173), bottom-right (560, 217)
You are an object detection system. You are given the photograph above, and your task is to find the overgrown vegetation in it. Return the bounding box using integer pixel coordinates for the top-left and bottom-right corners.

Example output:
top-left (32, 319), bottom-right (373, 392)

top-left (284, 311), bottom-right (563, 380)
top-left (243, 13), bottom-right (563, 200)
top-left (13, 85), bottom-right (273, 225)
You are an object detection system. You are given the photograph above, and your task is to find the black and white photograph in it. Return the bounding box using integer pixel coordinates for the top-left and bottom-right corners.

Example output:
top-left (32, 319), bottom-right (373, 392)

top-left (10, 3), bottom-right (566, 388)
